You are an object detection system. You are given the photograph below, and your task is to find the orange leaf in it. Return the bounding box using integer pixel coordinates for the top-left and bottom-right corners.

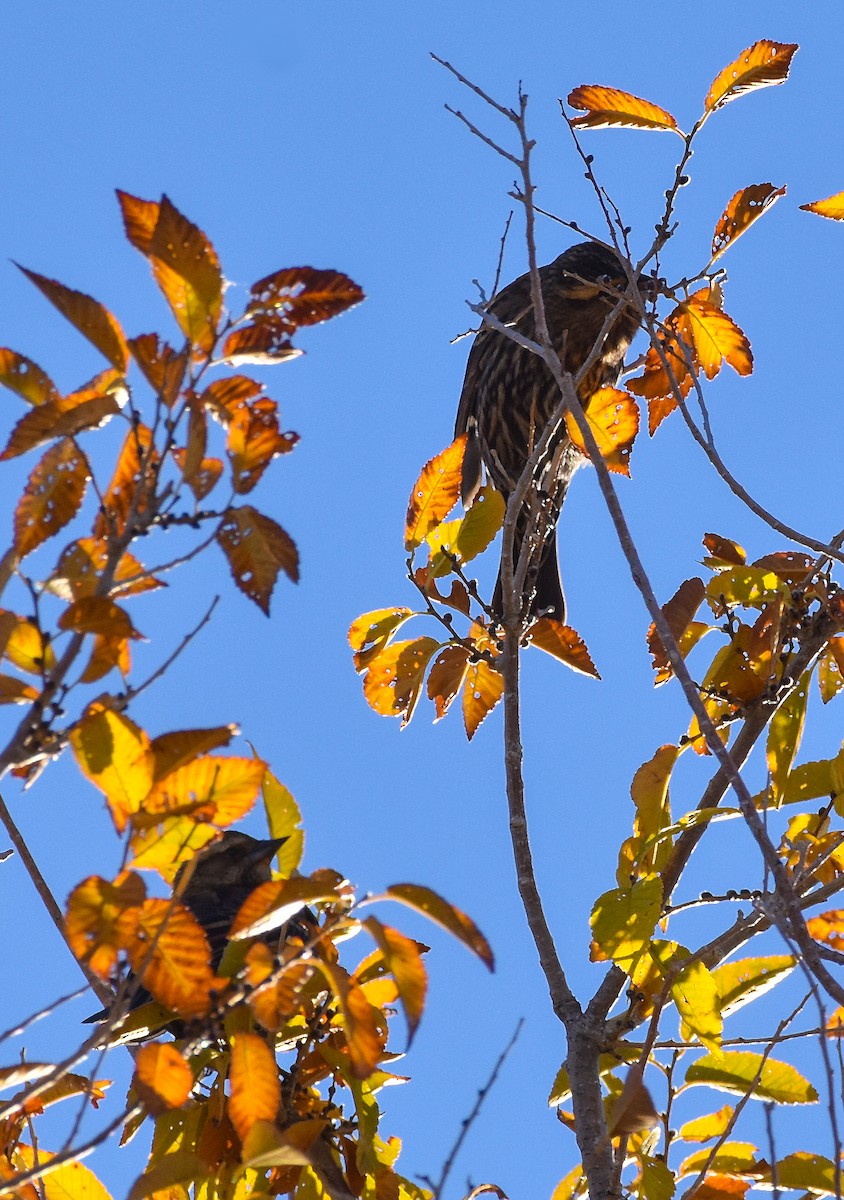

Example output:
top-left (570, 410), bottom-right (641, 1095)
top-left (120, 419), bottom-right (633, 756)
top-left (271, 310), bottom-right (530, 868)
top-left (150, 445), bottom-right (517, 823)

top-left (703, 533), bottom-right (747, 568)
top-left (138, 756), bottom-right (266, 827)
top-left (16, 265), bottom-right (129, 370)
top-left (0, 349), bottom-right (59, 406)
top-left (133, 1043), bottom-right (194, 1113)
top-left (229, 877), bottom-right (333, 942)
top-left (646, 578), bottom-right (706, 682)
top-left (384, 883), bottom-right (494, 970)
top-left (683, 292), bottom-right (753, 380)
top-left (221, 320), bottom-right (303, 367)
top-left (361, 637), bottom-right (440, 727)
top-left (248, 267), bottom-right (364, 327)
top-left (150, 726), bottom-right (238, 781)
top-left (228, 1033), bottom-right (281, 1142)
top-left (144, 195), bottom-right (223, 352)
top-left (116, 189), bottom-right (159, 254)
top-left (79, 633), bottom-right (131, 684)
top-left (361, 917), bottom-right (427, 1045)
top-left (172, 448), bottom-right (223, 501)
top-left (94, 424), bottom-right (157, 539)
top-left (348, 607), bottom-right (414, 671)
top-left (800, 191), bottom-right (844, 222)
top-left (227, 397), bottom-right (298, 494)
top-left (565, 387), bottom-right (639, 476)
top-left (217, 506), bottom-right (299, 614)
top-left (528, 619), bottom-right (601, 677)
top-left (0, 393), bottom-right (120, 460)
top-left (50, 539), bottom-right (162, 601)
top-left (65, 870), bottom-right (146, 979)
top-left (567, 85), bottom-right (680, 133)
top-left (200, 375), bottom-right (263, 423)
top-left (119, 898), bottom-right (215, 1017)
top-left (244, 946), bottom-right (318, 1032)
top-left (58, 595), bottom-right (142, 640)
top-left (404, 437), bottom-right (466, 550)
top-left (427, 644), bottom-right (471, 720)
top-left (463, 656), bottom-right (503, 739)
top-left (128, 333), bottom-right (187, 406)
top-left (313, 960), bottom-right (383, 1078)
top-left (70, 702), bottom-right (154, 833)
top-left (711, 184), bottom-right (786, 263)
top-left (705, 41), bottom-right (799, 113)
top-left (14, 438), bottom-right (89, 557)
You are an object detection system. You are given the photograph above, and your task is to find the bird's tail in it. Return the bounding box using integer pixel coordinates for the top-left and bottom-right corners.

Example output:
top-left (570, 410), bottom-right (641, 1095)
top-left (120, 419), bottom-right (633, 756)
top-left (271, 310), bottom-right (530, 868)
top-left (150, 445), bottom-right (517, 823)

top-left (493, 528), bottom-right (566, 624)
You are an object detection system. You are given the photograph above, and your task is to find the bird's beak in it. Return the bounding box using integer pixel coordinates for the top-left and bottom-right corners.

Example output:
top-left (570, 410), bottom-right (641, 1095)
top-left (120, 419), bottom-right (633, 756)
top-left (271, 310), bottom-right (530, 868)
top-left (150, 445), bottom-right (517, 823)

top-left (246, 836), bottom-right (288, 867)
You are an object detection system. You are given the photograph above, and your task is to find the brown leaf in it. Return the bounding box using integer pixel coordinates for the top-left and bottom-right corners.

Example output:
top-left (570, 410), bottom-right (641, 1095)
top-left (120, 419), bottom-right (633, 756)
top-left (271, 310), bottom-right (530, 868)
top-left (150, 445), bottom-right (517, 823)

top-left (565, 387), bottom-right (639, 476)
top-left (248, 266), bottom-right (365, 327)
top-left (148, 196), bottom-right (223, 352)
top-left (172, 448), bottom-right (223, 502)
top-left (128, 334), bottom-right (187, 406)
top-left (58, 595), bottom-right (142, 640)
top-left (227, 1033), bottom-right (281, 1143)
top-left (647, 578), bottom-right (706, 682)
top-left (528, 619), bottom-right (601, 677)
top-left (217, 506), bottom-right (299, 614)
top-left (705, 41), bottom-right (799, 112)
top-left (200, 375), bottom-right (263, 423)
top-left (361, 637), bottom-right (440, 727)
top-left (133, 1043), bottom-right (194, 1114)
top-left (79, 634), bottom-right (131, 684)
top-left (608, 1072), bottom-right (660, 1136)
top-left (702, 533), bottom-right (746, 568)
top-left (427, 644), bottom-right (471, 720)
top-left (116, 189), bottom-right (159, 254)
top-left (0, 675), bottom-right (39, 704)
top-left (0, 349), bottom-right (59, 406)
top-left (800, 191), bottom-right (844, 222)
top-left (0, 394), bottom-right (120, 460)
top-left (16, 265), bottom-right (129, 370)
top-left (227, 397), bottom-right (298, 494)
top-left (711, 184), bottom-right (786, 263)
top-left (405, 436), bottom-right (466, 550)
top-left (119, 898), bottom-right (216, 1017)
top-left (50, 539), bottom-right (162, 601)
top-left (567, 85), bottom-right (680, 133)
top-left (94, 424), bottom-right (158, 539)
top-left (14, 438), bottom-right (89, 558)
top-left (221, 320), bottom-right (303, 367)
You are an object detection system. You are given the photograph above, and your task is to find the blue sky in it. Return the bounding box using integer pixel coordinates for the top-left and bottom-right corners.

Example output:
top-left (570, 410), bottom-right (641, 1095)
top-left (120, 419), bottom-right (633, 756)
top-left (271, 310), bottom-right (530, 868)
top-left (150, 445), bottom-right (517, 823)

top-left (1, 3), bottom-right (843, 1196)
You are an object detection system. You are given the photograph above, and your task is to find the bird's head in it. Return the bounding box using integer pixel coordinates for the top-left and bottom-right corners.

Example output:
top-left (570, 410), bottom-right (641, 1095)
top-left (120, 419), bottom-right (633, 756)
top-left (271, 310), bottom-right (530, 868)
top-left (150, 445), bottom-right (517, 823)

top-left (175, 831), bottom-right (287, 897)
top-left (557, 241), bottom-right (658, 303)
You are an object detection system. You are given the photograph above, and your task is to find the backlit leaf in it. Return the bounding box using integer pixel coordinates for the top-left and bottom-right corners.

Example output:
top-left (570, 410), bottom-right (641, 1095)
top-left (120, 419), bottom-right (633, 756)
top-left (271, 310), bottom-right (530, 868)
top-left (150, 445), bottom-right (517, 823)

top-left (673, 961), bottom-right (722, 1052)
top-left (703, 533), bottom-right (746, 569)
top-left (261, 767), bottom-right (305, 877)
top-left (217, 506), bottom-right (299, 614)
top-left (70, 703), bottom-right (154, 833)
top-left (133, 1044), bottom-right (193, 1113)
top-left (65, 870), bottom-right (146, 978)
top-left (227, 398), bottom-right (298, 494)
top-left (361, 637), bottom-right (440, 727)
top-left (150, 726), bottom-right (237, 781)
top-left (774, 1153), bottom-right (840, 1195)
top-left (405, 437), bottom-right (466, 550)
top-left (705, 567), bottom-right (787, 613)
top-left (146, 195), bottom-right (223, 352)
top-left (348, 607), bottom-right (415, 671)
top-left (0, 349), bottom-right (59, 406)
top-left (58, 595), bottom-right (142, 640)
top-left (678, 1144), bottom-right (759, 1180)
top-left (0, 675), bottom-right (39, 704)
top-left (229, 877), bottom-right (335, 941)
top-left (647, 577), bottom-right (706, 683)
top-left (565, 386), bottom-right (639, 475)
top-left (14, 438), bottom-right (88, 557)
top-left (426, 485), bottom-right (505, 576)
top-left (818, 638), bottom-right (844, 704)
top-left (705, 41), bottom-right (798, 112)
top-left (116, 189), bottom-right (159, 253)
top-left (79, 633), bottom-right (131, 684)
top-left (0, 393), bottom-right (120, 460)
top-left (313, 960), bottom-right (383, 1078)
top-left (16, 264), bottom-right (129, 370)
top-left (200, 374), bottom-right (263, 422)
top-left (362, 917), bottom-right (427, 1044)
top-left (711, 184), bottom-right (786, 263)
top-left (2, 615), bottom-right (55, 674)
top-left (94, 424), bottom-right (157, 539)
top-left (683, 293), bottom-right (753, 380)
top-left (119, 898), bottom-right (215, 1017)
top-left (677, 1106), bottom-right (734, 1143)
top-left (567, 85), bottom-right (680, 133)
top-left (806, 909), bottom-right (844, 950)
top-left (528, 619), bottom-right (600, 677)
top-left (244, 947), bottom-right (318, 1033)
top-left (463, 656), bottom-right (504, 739)
top-left (228, 1033), bottom-right (281, 1143)
top-left (172, 448), bottom-right (223, 502)
top-left (385, 883), bottom-right (494, 970)
top-left (49, 539), bottom-right (162, 601)
top-left (711, 956), bottom-right (794, 1016)
top-left (800, 191), bottom-right (844, 221)
top-left (128, 333), bottom-right (187, 406)
top-left (139, 756), bottom-right (265, 827)
top-left (590, 877), bottom-right (662, 969)
top-left (427, 644), bottom-right (470, 720)
top-left (12, 1145), bottom-right (113, 1200)
top-left (766, 672), bottom-right (810, 804)
top-left (248, 266), bottom-right (364, 327)
top-left (684, 1051), bottom-right (817, 1104)
top-left (220, 320), bottom-right (303, 367)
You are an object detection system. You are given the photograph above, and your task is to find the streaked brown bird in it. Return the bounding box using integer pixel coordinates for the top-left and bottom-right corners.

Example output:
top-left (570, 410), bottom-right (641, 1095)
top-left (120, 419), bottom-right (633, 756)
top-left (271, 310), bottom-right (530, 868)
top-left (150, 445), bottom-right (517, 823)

top-left (86, 831), bottom-right (315, 1034)
top-left (455, 241), bottom-right (646, 623)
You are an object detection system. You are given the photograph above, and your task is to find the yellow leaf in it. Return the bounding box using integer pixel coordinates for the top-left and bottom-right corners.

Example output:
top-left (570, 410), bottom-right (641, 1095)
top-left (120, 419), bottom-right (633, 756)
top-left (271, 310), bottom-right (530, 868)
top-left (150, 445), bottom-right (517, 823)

top-left (3, 615), bottom-right (56, 674)
top-left (705, 41), bottom-right (799, 112)
top-left (260, 768), bottom-right (304, 877)
top-left (133, 1043), bottom-right (194, 1113)
top-left (361, 917), bottom-right (427, 1044)
top-left (565, 386), bottom-right (639, 476)
top-left (14, 438), bottom-right (89, 558)
top-left (149, 726), bottom-right (238, 780)
top-left (227, 1033), bottom-right (281, 1144)
top-left (528, 619), bottom-right (600, 677)
top-left (348, 607), bottom-right (414, 672)
top-left (462, 656), bottom-right (504, 739)
top-left (12, 1145), bottom-right (113, 1200)
top-left (711, 184), bottom-right (786, 263)
top-left (677, 1105), bottom-right (735, 1143)
top-left (0, 348), bottom-right (58, 406)
top-left (679, 1143), bottom-right (759, 1181)
top-left (567, 85), bottom-right (680, 133)
top-left (705, 567), bottom-right (787, 612)
top-left (385, 883), bottom-right (494, 970)
top-left (766, 673), bottom-right (810, 804)
top-left (217, 505), bottom-right (298, 614)
top-left (673, 960), bottom-right (722, 1052)
top-left (426, 485), bottom-right (504, 576)
top-left (404, 436), bottom-right (466, 550)
top-left (58, 595), bottom-right (142, 640)
top-left (138, 756), bottom-right (266, 827)
top-left (800, 191), bottom-right (844, 221)
top-left (589, 878), bottom-right (662, 969)
top-left (684, 1051), bottom-right (817, 1104)
top-left (712, 956), bottom-right (794, 1016)
top-left (361, 637), bottom-right (440, 727)
top-left (684, 292), bottom-right (753, 380)
top-left (70, 703), bottom-right (154, 833)
top-left (65, 870), bottom-right (146, 979)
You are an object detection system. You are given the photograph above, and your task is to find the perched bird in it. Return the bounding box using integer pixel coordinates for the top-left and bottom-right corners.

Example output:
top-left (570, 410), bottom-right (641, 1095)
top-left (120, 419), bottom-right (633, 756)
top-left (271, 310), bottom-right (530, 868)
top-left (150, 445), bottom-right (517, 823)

top-left (86, 831), bottom-right (315, 1033)
top-left (455, 241), bottom-right (647, 623)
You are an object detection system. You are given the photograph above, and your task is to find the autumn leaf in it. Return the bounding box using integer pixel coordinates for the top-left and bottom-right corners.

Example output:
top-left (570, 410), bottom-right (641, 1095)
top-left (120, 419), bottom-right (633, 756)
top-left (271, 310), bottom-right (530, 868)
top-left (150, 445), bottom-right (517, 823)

top-left (565, 387), bottom-right (639, 475)
top-left (361, 917), bottom-right (427, 1045)
top-left (384, 883), bottom-right (494, 970)
top-left (138, 756), bottom-right (266, 828)
top-left (704, 41), bottom-right (799, 113)
top-left (682, 292), bottom-right (753, 381)
top-left (116, 188), bottom-right (159, 253)
top-left (800, 191), bottom-right (844, 221)
top-left (0, 349), bottom-right (59, 406)
top-left (217, 506), bottom-right (299, 614)
top-left (228, 877), bottom-right (334, 941)
top-left (16, 264), bottom-right (129, 370)
top-left (710, 184), bottom-right (786, 263)
top-left (119, 898), bottom-right (216, 1017)
top-left (1, 615), bottom-right (55, 674)
top-left (49, 539), bottom-right (162, 602)
top-left (0, 675), bottom-right (39, 705)
top-left (13, 438), bottom-right (89, 558)
top-left (94, 424), bottom-right (157, 539)
top-left (684, 1051), bottom-right (817, 1104)
top-left (348, 607), bottom-right (415, 672)
top-left (226, 398), bottom-right (298, 494)
top-left (567, 85), bottom-right (680, 133)
top-left (590, 878), bottom-right (663, 969)
top-left (528, 619), bottom-right (601, 677)
top-left (221, 320), bottom-right (303, 367)
top-left (361, 637), bottom-right (440, 727)
top-left (405, 436), bottom-right (466, 550)
top-left (463, 656), bottom-right (503, 739)
top-left (647, 577), bottom-right (706, 683)
top-left (248, 266), bottom-right (365, 327)
top-left (427, 644), bottom-right (470, 720)
top-left (128, 333), bottom-right (187, 406)
top-left (133, 1043), bottom-right (194, 1114)
top-left (766, 673), bottom-right (810, 804)
top-left (227, 1033), bottom-right (281, 1143)
top-left (65, 870), bottom-right (146, 978)
top-left (678, 1144), bottom-right (760, 1181)
top-left (58, 595), bottom-right (143, 640)
top-left (199, 374), bottom-right (263, 422)
top-left (261, 769), bottom-right (305, 878)
top-left (0, 393), bottom-right (120, 460)
top-left (313, 960), bottom-right (384, 1078)
top-left (673, 960), bottom-right (722, 1052)
top-left (818, 638), bottom-right (844, 704)
top-left (425, 485), bottom-right (505, 577)
top-left (711, 956), bottom-right (794, 1016)
top-left (702, 533), bottom-right (746, 569)
top-left (70, 702), bottom-right (154, 833)
top-left (149, 726), bottom-right (238, 781)
top-left (608, 1073), bottom-right (660, 1137)
top-left (677, 1106), bottom-right (735, 1143)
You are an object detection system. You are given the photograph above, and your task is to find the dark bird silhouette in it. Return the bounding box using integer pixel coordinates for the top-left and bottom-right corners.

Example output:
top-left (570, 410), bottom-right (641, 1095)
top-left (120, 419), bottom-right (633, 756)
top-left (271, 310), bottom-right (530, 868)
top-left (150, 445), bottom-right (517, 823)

top-left (86, 831), bottom-right (315, 1035)
top-left (455, 241), bottom-right (647, 623)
